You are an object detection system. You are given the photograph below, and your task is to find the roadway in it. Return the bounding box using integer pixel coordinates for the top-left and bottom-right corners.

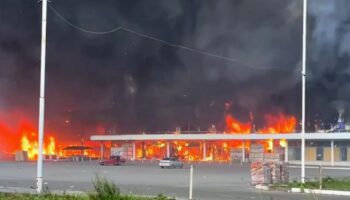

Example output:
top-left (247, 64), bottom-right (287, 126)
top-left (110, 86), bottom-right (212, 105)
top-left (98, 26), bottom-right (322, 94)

top-left (0, 161), bottom-right (349, 200)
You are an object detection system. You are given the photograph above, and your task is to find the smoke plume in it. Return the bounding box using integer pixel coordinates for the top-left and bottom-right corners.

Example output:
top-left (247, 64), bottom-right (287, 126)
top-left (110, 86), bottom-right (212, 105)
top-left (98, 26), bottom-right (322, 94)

top-left (0, 0), bottom-right (349, 140)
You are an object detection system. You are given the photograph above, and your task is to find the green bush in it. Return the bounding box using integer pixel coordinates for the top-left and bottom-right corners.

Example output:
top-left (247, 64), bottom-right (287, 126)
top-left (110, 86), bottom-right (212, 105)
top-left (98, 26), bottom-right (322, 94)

top-left (288, 177), bottom-right (350, 191)
top-left (0, 193), bottom-right (88, 200)
top-left (0, 192), bottom-right (173, 200)
top-left (0, 176), bottom-right (175, 200)
top-left (89, 176), bottom-right (120, 200)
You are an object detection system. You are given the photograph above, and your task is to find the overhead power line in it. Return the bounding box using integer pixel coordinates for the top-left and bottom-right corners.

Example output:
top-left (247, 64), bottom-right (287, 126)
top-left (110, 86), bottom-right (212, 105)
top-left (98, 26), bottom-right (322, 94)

top-left (48, 3), bottom-right (293, 71)
top-left (48, 3), bottom-right (123, 34)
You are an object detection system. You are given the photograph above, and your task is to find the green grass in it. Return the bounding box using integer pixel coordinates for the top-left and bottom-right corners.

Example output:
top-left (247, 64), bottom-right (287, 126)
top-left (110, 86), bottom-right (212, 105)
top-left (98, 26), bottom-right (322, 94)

top-left (0, 193), bottom-right (172, 200)
top-left (0, 193), bottom-right (88, 200)
top-left (0, 176), bottom-right (175, 200)
top-left (88, 176), bottom-right (174, 200)
top-left (288, 177), bottom-right (350, 191)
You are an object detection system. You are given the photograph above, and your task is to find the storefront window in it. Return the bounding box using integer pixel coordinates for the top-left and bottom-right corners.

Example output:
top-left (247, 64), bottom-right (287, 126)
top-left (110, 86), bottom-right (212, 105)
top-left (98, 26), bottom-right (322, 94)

top-left (340, 147), bottom-right (347, 161)
top-left (294, 147), bottom-right (301, 160)
top-left (316, 147), bottom-right (323, 161)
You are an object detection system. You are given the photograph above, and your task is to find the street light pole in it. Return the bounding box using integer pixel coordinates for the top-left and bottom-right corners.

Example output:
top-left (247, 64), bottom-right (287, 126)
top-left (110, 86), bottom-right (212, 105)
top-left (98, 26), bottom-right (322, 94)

top-left (37, 0), bottom-right (48, 193)
top-left (301, 0), bottom-right (308, 184)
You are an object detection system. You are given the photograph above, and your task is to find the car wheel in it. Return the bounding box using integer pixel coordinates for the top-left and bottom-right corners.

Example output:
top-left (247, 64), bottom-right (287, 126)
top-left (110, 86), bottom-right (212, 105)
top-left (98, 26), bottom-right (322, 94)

top-left (161, 166), bottom-right (164, 169)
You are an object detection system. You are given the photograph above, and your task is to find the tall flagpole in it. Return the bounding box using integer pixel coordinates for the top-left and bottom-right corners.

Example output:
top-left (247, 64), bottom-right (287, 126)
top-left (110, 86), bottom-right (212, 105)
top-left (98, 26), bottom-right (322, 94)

top-left (301, 0), bottom-right (308, 184)
top-left (37, 0), bottom-right (48, 193)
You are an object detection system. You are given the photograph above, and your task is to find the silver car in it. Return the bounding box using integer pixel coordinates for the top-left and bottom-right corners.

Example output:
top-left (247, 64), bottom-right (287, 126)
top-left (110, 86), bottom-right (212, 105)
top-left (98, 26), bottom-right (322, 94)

top-left (159, 157), bottom-right (183, 168)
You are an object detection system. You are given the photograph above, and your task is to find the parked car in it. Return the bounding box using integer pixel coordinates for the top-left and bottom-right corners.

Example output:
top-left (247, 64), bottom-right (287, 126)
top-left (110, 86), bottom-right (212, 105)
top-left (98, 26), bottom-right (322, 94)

top-left (99, 155), bottom-right (126, 166)
top-left (159, 157), bottom-right (183, 168)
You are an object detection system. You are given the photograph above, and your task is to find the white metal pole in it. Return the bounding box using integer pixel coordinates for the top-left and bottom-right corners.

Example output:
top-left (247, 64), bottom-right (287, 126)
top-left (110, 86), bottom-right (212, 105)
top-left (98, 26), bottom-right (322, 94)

top-left (285, 140), bottom-right (289, 162)
top-left (301, 0), bottom-right (308, 184)
top-left (189, 165), bottom-right (193, 200)
top-left (202, 141), bottom-right (206, 161)
top-left (36, 0), bottom-right (48, 193)
top-left (166, 141), bottom-right (170, 157)
top-left (100, 142), bottom-right (104, 160)
top-left (242, 140), bottom-right (245, 163)
top-left (331, 140), bottom-right (334, 166)
top-left (132, 142), bottom-right (136, 160)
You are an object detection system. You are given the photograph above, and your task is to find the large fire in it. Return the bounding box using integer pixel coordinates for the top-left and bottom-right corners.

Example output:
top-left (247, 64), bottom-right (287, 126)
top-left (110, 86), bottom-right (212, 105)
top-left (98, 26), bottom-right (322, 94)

top-left (259, 113), bottom-right (296, 133)
top-left (17, 123), bottom-right (57, 159)
top-left (0, 105), bottom-right (296, 162)
top-left (225, 114), bottom-right (251, 133)
top-left (224, 111), bottom-right (296, 156)
top-left (21, 135), bottom-right (56, 159)
top-left (0, 118), bottom-right (96, 160)
top-left (124, 110), bottom-right (296, 161)
top-left (0, 119), bottom-right (56, 160)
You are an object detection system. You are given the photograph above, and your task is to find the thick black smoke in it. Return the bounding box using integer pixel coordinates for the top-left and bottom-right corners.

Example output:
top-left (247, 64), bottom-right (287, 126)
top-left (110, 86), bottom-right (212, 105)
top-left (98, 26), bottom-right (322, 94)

top-left (0, 0), bottom-right (349, 139)
top-left (307, 0), bottom-right (350, 125)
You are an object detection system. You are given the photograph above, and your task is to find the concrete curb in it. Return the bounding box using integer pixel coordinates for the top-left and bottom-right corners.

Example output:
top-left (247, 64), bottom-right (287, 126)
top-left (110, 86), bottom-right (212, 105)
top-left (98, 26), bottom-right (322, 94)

top-left (0, 186), bottom-right (85, 196)
top-left (0, 186), bottom-right (186, 200)
top-left (290, 188), bottom-right (350, 196)
top-left (255, 184), bottom-right (350, 196)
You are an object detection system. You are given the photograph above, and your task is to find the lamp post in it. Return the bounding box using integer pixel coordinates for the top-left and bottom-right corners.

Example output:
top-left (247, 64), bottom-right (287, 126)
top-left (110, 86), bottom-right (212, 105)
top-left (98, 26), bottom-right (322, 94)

top-left (301, 0), bottom-right (308, 184)
top-left (37, 0), bottom-right (48, 193)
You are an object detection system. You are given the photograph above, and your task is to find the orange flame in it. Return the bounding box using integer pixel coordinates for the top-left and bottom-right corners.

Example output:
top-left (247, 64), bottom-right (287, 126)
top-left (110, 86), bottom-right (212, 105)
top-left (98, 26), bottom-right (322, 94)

top-left (20, 134), bottom-right (57, 159)
top-left (225, 114), bottom-right (251, 133)
top-left (21, 135), bottom-right (38, 159)
top-left (47, 137), bottom-right (56, 155)
top-left (224, 111), bottom-right (295, 154)
top-left (260, 113), bottom-right (296, 133)
top-left (19, 123), bottom-right (57, 160)
top-left (279, 139), bottom-right (287, 148)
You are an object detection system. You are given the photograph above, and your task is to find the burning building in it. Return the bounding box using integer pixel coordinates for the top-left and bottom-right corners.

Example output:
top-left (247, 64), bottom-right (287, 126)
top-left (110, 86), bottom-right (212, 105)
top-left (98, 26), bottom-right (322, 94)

top-left (90, 109), bottom-right (350, 166)
top-left (91, 132), bottom-right (350, 166)
top-left (90, 111), bottom-right (296, 162)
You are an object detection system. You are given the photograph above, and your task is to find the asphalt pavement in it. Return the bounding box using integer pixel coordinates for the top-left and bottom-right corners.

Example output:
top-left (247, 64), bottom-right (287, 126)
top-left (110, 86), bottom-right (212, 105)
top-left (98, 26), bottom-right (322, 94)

top-left (0, 161), bottom-right (349, 200)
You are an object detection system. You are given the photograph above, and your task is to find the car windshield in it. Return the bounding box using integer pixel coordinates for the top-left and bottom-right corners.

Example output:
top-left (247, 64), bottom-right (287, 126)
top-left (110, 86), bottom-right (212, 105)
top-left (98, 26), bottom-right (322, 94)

top-left (111, 155), bottom-right (120, 160)
top-left (162, 157), bottom-right (178, 161)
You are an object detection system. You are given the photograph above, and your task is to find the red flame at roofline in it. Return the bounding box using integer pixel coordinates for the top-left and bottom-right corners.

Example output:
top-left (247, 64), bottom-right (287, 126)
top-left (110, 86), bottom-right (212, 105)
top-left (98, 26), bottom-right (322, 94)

top-left (225, 114), bottom-right (251, 133)
top-left (112, 111), bottom-right (296, 161)
top-left (225, 111), bottom-right (296, 153)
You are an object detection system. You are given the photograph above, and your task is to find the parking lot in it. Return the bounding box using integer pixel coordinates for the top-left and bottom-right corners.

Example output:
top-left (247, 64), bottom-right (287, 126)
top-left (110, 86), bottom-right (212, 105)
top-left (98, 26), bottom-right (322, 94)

top-left (0, 161), bottom-right (350, 200)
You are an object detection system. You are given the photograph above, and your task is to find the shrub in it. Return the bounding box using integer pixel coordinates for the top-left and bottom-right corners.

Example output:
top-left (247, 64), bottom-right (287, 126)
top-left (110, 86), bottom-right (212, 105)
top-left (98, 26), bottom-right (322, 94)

top-left (89, 176), bottom-right (120, 200)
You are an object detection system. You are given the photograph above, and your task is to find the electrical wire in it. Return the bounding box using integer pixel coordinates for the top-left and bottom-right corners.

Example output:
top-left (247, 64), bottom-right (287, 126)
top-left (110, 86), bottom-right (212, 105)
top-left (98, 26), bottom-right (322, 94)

top-left (48, 3), bottom-right (295, 71)
top-left (48, 3), bottom-right (123, 34)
